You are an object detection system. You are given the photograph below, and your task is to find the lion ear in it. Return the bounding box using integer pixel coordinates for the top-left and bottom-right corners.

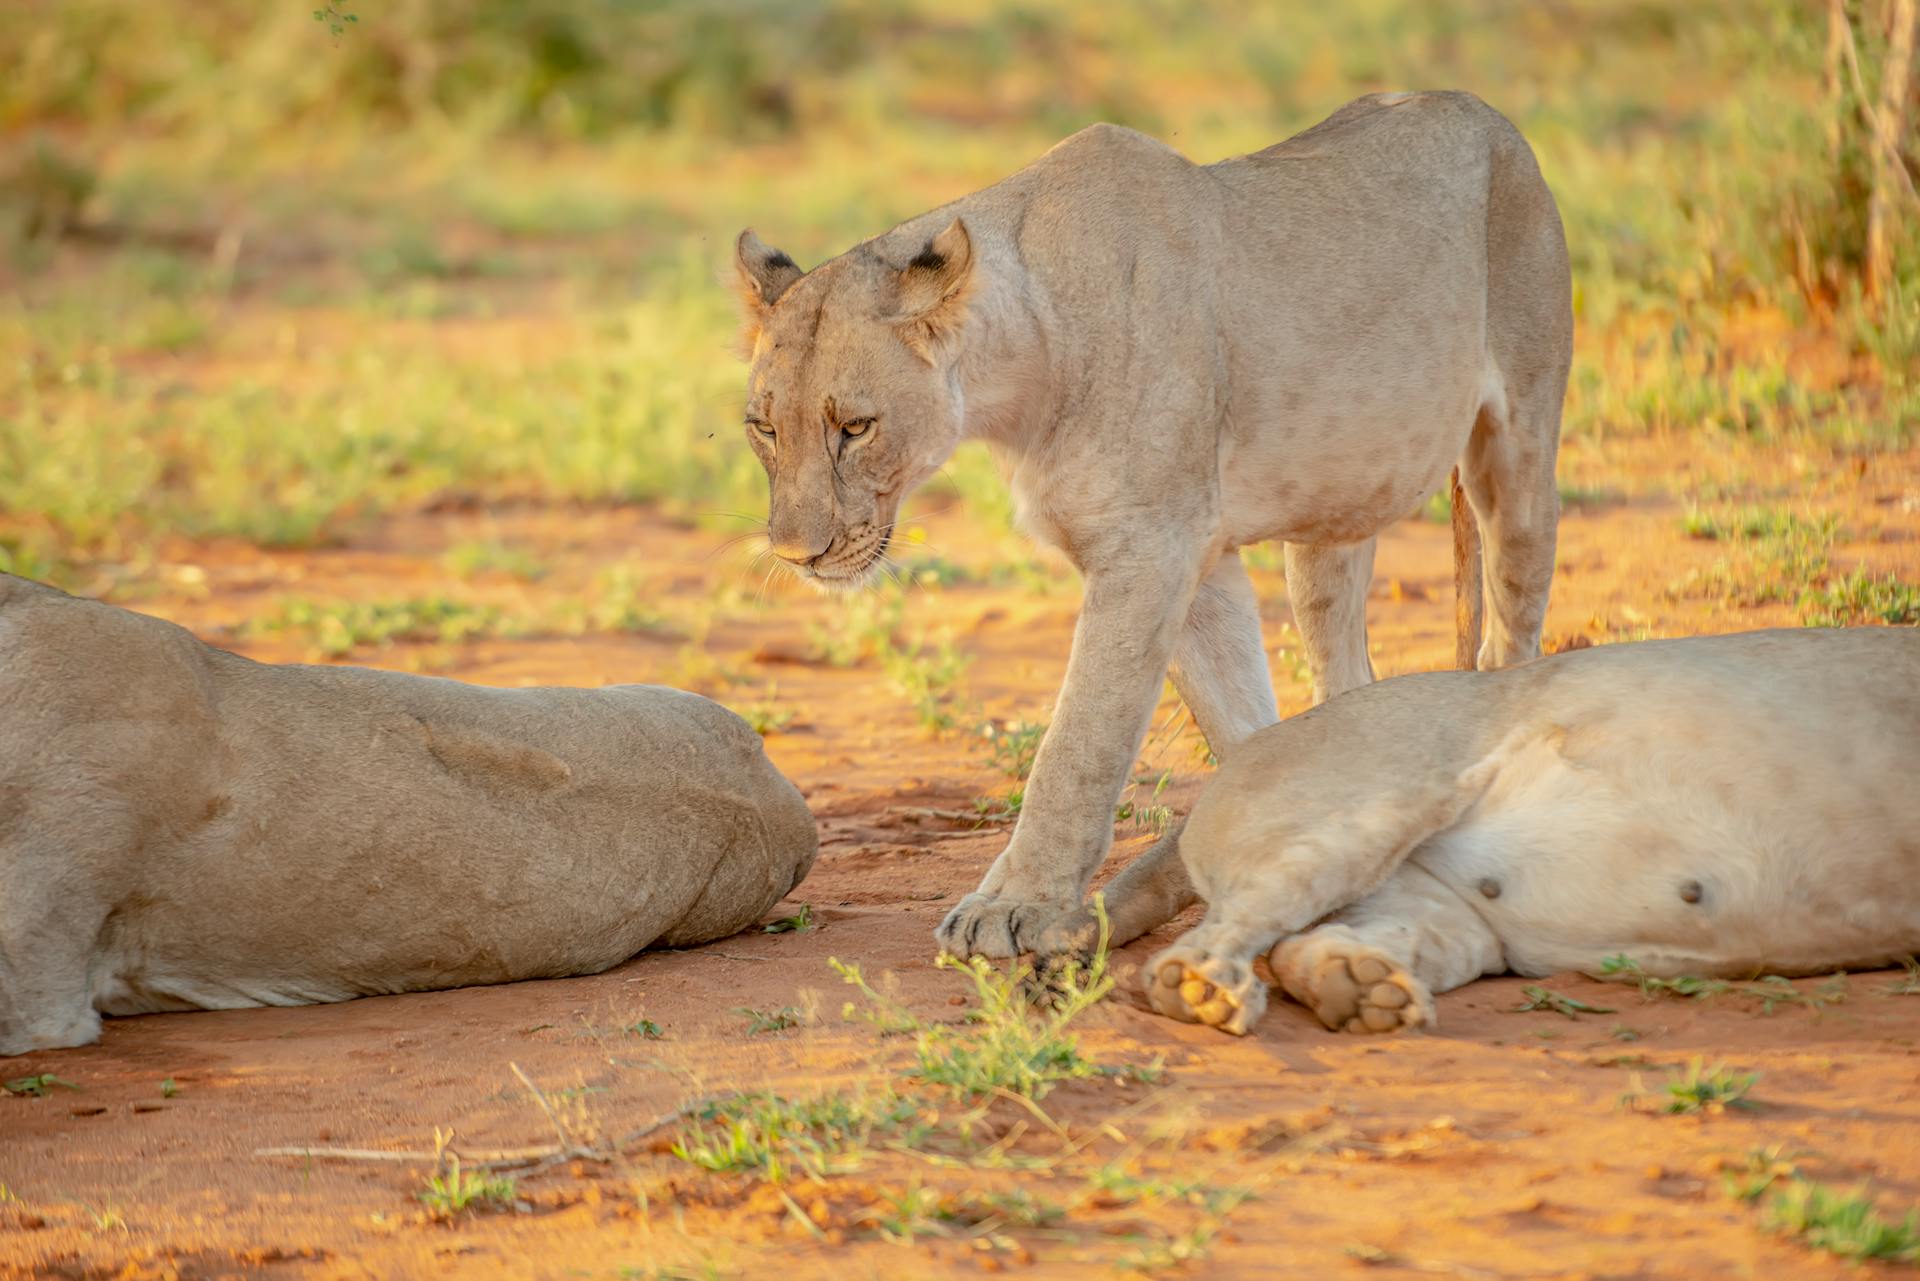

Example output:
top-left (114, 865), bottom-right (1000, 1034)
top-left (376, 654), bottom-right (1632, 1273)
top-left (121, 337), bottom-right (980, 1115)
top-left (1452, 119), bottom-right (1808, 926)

top-left (891, 218), bottom-right (975, 363)
top-left (732, 228), bottom-right (804, 351)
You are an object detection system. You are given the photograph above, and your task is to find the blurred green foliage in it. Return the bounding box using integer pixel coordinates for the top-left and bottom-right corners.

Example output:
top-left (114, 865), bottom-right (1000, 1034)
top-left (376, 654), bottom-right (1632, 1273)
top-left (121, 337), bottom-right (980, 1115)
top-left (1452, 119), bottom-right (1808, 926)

top-left (0, 1), bottom-right (1913, 582)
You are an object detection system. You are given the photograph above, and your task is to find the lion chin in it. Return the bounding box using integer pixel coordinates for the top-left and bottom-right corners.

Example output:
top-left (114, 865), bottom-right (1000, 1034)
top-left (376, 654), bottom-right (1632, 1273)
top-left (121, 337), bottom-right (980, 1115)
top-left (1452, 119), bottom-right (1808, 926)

top-left (793, 528), bottom-right (891, 593)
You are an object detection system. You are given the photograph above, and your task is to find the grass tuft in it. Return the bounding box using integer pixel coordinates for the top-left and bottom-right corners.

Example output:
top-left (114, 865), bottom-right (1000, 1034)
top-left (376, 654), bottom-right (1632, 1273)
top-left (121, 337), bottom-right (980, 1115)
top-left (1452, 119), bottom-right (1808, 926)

top-left (1762, 1181), bottom-right (1920, 1264)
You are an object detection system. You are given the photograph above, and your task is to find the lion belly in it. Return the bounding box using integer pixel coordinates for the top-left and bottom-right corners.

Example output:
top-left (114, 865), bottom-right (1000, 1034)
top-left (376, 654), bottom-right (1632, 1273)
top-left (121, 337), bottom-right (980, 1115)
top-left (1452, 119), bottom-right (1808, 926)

top-left (1409, 631), bottom-right (1920, 979)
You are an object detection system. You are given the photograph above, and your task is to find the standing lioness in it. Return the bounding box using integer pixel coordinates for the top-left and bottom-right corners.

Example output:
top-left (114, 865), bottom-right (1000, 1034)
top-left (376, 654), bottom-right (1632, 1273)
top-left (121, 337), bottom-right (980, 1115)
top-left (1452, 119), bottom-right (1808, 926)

top-left (733, 92), bottom-right (1571, 957)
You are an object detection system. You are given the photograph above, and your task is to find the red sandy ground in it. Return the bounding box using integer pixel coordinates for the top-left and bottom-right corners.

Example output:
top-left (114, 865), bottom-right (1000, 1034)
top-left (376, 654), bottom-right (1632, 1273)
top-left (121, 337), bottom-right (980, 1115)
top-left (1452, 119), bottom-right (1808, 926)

top-left (3, 437), bottom-right (1918, 1281)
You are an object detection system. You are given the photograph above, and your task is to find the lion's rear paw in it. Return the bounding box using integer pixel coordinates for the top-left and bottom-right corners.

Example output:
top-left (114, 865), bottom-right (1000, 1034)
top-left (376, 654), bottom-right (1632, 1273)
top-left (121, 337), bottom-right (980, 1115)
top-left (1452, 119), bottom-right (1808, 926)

top-left (1142, 946), bottom-right (1266, 1036)
top-left (1294, 948), bottom-right (1433, 1034)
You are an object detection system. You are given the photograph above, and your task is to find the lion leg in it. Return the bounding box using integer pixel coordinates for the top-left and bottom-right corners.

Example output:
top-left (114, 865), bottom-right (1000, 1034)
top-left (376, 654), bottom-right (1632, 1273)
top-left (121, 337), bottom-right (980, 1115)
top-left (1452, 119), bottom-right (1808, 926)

top-left (1457, 396), bottom-right (1558, 670)
top-left (1036, 551), bottom-right (1280, 962)
top-left (1270, 861), bottom-right (1504, 1034)
top-left (937, 538), bottom-right (1213, 958)
top-left (1169, 549), bottom-right (1281, 754)
top-left (0, 839), bottom-right (107, 1055)
top-left (1142, 905), bottom-right (1280, 1036)
top-left (1283, 540), bottom-right (1377, 703)
top-left (1461, 134), bottom-right (1569, 672)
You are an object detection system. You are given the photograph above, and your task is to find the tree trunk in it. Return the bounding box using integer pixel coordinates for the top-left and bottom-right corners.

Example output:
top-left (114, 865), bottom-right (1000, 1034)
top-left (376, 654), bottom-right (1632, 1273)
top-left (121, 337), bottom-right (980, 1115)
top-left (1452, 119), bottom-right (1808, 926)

top-left (1866, 0), bottom-right (1916, 300)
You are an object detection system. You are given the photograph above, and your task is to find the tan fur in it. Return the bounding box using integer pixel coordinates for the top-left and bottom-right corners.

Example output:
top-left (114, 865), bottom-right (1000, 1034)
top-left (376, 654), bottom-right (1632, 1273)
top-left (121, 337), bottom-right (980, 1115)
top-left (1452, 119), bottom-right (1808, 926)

top-left (734, 93), bottom-right (1571, 956)
top-left (0, 575), bottom-right (818, 1054)
top-left (1136, 628), bottom-right (1920, 1035)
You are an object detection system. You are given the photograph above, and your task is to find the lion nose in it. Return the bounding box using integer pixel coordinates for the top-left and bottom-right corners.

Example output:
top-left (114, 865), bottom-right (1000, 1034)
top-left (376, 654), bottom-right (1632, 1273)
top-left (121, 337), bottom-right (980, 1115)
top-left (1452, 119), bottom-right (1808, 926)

top-left (769, 536), bottom-right (830, 565)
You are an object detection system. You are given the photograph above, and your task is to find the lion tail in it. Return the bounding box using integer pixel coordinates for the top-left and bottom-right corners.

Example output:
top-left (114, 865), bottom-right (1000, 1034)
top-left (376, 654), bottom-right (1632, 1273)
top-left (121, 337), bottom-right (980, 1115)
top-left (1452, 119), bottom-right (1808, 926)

top-left (1450, 466), bottom-right (1483, 671)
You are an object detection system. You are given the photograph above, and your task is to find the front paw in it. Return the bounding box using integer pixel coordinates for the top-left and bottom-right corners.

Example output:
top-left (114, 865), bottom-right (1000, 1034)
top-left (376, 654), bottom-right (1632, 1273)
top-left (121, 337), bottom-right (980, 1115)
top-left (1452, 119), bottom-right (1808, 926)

top-left (936, 892), bottom-right (1073, 958)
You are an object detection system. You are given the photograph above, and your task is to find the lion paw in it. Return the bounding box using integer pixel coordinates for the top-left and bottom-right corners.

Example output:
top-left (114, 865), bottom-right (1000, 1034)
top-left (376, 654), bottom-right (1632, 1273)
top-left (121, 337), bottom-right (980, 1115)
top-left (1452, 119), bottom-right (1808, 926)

top-left (1292, 947), bottom-right (1433, 1034)
top-left (936, 892), bottom-right (1072, 958)
top-left (1142, 946), bottom-right (1266, 1036)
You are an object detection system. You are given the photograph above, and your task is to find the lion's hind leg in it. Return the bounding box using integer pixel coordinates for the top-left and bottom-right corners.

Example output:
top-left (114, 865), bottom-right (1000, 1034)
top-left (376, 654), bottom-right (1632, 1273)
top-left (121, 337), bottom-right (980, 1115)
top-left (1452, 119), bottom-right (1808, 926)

top-left (1271, 861), bottom-right (1503, 1034)
top-left (1144, 915), bottom-right (1274, 1036)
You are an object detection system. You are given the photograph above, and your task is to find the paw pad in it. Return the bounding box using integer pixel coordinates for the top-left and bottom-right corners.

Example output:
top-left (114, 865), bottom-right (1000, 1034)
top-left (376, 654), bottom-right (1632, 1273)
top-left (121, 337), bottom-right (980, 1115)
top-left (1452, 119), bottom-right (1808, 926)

top-left (1145, 955), bottom-right (1257, 1033)
top-left (1308, 950), bottom-right (1432, 1035)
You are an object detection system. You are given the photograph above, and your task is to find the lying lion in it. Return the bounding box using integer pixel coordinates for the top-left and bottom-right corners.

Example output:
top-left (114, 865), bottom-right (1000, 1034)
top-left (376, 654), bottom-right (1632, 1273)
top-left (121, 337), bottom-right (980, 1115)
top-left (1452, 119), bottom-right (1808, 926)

top-left (0, 574), bottom-right (818, 1055)
top-left (1132, 628), bottom-right (1920, 1035)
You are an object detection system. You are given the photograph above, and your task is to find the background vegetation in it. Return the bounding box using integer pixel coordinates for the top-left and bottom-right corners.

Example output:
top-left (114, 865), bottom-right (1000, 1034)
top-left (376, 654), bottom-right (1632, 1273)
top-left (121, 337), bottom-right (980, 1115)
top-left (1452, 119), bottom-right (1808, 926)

top-left (2, 0), bottom-right (1915, 586)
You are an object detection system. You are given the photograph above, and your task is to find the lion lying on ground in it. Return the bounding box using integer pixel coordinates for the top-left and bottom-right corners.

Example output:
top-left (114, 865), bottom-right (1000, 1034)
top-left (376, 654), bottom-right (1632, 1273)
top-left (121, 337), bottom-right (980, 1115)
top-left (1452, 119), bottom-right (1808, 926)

top-left (1131, 628), bottom-right (1920, 1035)
top-left (0, 574), bottom-right (818, 1055)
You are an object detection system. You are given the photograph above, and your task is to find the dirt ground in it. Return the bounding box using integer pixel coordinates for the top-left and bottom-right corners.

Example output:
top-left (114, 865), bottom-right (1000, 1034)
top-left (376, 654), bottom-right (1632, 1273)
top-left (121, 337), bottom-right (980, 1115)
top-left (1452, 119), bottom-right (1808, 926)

top-left (4, 436), bottom-right (1919, 1281)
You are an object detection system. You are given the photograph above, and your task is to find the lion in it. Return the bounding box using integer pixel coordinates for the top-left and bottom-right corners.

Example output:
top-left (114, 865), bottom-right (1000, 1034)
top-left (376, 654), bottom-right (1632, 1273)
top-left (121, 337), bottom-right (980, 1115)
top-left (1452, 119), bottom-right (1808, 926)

top-left (0, 574), bottom-right (818, 1055)
top-left (731, 91), bottom-right (1572, 957)
top-left (1131, 628), bottom-right (1920, 1036)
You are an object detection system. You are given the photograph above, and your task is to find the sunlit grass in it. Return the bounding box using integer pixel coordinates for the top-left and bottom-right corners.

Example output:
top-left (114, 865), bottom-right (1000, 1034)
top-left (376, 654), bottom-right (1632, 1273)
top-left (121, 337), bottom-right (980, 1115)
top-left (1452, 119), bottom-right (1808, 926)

top-left (0, 0), bottom-right (1912, 585)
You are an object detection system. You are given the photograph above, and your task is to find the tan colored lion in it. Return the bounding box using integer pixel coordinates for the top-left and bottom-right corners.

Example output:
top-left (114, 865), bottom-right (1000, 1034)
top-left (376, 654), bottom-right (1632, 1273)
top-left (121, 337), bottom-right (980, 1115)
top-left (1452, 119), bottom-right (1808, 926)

top-left (1137, 628), bottom-right (1920, 1035)
top-left (0, 575), bottom-right (818, 1055)
top-left (731, 91), bottom-right (1571, 957)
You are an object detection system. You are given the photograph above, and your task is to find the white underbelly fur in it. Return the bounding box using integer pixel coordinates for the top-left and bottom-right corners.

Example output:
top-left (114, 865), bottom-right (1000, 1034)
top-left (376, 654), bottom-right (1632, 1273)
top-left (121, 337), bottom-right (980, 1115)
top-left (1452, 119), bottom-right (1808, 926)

top-left (1408, 727), bottom-right (1920, 978)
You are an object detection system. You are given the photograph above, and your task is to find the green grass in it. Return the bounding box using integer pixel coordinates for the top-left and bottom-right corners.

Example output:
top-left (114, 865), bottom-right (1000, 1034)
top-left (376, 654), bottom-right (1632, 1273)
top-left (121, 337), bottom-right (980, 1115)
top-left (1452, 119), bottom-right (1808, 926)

top-left (762, 904), bottom-right (813, 934)
top-left (1637, 1058), bottom-right (1759, 1115)
top-left (1599, 954), bottom-right (1849, 1014)
top-left (418, 1155), bottom-right (517, 1218)
top-left (1762, 1181), bottom-right (1920, 1264)
top-left (736, 1006), bottom-right (803, 1035)
top-left (246, 596), bottom-right (521, 657)
top-left (2, 1074), bottom-right (77, 1097)
top-left (2, 0), bottom-right (1913, 587)
top-left (831, 898), bottom-right (1153, 1102)
top-left (1680, 505), bottom-right (1839, 545)
top-left (444, 540), bottom-right (547, 582)
top-left (1510, 986), bottom-right (1616, 1019)
top-left (670, 1091), bottom-right (924, 1182)
top-left (1802, 567), bottom-right (1920, 627)
top-left (978, 719), bottom-right (1046, 781)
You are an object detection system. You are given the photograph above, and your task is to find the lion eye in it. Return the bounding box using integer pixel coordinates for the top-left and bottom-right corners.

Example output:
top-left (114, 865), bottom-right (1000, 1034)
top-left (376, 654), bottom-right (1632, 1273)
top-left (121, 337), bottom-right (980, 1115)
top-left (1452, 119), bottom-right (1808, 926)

top-left (841, 417), bottom-right (876, 438)
top-left (745, 417), bottom-right (775, 440)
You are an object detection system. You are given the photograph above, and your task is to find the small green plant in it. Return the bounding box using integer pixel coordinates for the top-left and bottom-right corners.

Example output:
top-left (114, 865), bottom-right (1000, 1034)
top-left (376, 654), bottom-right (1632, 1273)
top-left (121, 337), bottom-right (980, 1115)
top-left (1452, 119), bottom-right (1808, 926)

top-left (418, 1152), bottom-right (516, 1218)
top-left (971, 787), bottom-right (1024, 824)
top-left (1116, 1223), bottom-right (1223, 1272)
top-left (1512, 986), bottom-right (1616, 1019)
top-left (623, 1019), bottom-right (664, 1039)
top-left (1115, 770), bottom-right (1175, 834)
top-left (737, 1006), bottom-right (802, 1035)
top-left (882, 631), bottom-right (971, 733)
top-left (1762, 1181), bottom-right (1920, 1263)
top-left (806, 592), bottom-right (904, 667)
top-left (831, 897), bottom-right (1145, 1102)
top-left (3, 1074), bottom-right (77, 1097)
top-left (670, 1090), bottom-right (922, 1182)
top-left (249, 596), bottom-right (519, 657)
top-left (979, 719), bottom-right (1046, 780)
top-left (1802, 568), bottom-right (1920, 627)
top-left (763, 904), bottom-right (814, 934)
top-left (1884, 957), bottom-right (1920, 996)
top-left (1598, 955), bottom-right (1843, 1014)
top-left (443, 540), bottom-right (546, 581)
top-left (739, 690), bottom-right (795, 736)
top-left (159, 1078), bottom-right (179, 1098)
top-left (1722, 1145), bottom-right (1804, 1202)
top-left (1681, 506), bottom-right (1839, 544)
top-left (1632, 1058), bottom-right (1759, 1115)
top-left (1085, 1163), bottom-right (1251, 1215)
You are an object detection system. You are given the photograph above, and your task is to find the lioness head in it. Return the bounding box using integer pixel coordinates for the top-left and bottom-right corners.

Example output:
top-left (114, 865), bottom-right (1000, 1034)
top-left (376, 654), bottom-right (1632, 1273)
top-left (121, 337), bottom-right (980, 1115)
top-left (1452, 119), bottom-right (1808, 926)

top-left (732, 220), bottom-right (975, 589)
